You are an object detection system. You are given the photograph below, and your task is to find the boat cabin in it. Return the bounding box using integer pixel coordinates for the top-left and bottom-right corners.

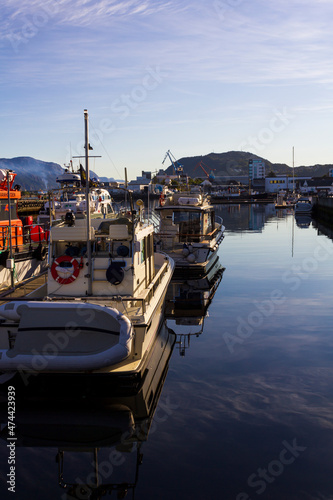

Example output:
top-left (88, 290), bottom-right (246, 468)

top-left (156, 192), bottom-right (217, 246)
top-left (48, 215), bottom-right (156, 297)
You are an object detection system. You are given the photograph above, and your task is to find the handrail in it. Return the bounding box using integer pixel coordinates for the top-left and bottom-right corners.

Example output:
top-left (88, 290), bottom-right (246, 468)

top-left (155, 229), bottom-right (222, 241)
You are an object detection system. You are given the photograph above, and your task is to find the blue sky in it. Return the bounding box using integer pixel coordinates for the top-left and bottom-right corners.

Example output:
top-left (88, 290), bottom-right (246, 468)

top-left (1, 0), bottom-right (333, 180)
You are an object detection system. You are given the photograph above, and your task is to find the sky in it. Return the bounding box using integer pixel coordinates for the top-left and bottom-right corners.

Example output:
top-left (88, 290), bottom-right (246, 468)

top-left (1, 0), bottom-right (333, 180)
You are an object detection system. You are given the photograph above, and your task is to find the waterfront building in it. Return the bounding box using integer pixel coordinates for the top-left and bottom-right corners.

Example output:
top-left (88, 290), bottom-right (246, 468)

top-left (265, 176), bottom-right (310, 193)
top-left (248, 159), bottom-right (265, 180)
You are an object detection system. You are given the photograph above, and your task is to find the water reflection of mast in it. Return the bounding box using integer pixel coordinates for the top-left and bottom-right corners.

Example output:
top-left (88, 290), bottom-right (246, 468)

top-left (291, 147), bottom-right (295, 257)
top-left (292, 208), bottom-right (295, 258)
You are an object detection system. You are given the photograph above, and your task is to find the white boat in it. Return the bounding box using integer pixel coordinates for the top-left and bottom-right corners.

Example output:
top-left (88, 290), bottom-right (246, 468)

top-left (0, 169), bottom-right (48, 290)
top-left (38, 163), bottom-right (114, 222)
top-left (294, 197), bottom-right (313, 214)
top-left (0, 111), bottom-right (174, 382)
top-left (155, 190), bottom-right (225, 277)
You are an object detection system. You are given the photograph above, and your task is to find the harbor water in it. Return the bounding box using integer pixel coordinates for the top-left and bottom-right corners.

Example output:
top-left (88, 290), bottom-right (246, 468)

top-left (1, 203), bottom-right (333, 499)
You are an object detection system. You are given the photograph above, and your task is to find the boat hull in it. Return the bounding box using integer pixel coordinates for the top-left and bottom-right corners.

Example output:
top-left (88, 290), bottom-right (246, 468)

top-left (171, 247), bottom-right (221, 278)
top-left (0, 255), bottom-right (173, 382)
top-left (295, 198), bottom-right (313, 214)
top-left (295, 205), bottom-right (312, 214)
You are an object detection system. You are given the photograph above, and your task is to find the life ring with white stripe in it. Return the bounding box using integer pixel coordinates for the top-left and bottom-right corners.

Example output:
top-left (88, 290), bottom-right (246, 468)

top-left (51, 255), bottom-right (80, 285)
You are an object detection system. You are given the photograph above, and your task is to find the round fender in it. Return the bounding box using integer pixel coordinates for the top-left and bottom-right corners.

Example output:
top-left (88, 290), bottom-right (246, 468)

top-left (106, 262), bottom-right (125, 285)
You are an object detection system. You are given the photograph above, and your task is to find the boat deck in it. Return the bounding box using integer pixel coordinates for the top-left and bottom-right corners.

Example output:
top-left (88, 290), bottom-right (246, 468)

top-left (0, 272), bottom-right (47, 304)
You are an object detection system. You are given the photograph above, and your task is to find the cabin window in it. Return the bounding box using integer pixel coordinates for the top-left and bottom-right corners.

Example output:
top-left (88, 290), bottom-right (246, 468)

top-left (147, 234), bottom-right (153, 258)
top-left (204, 212), bottom-right (214, 233)
top-left (140, 239), bottom-right (146, 263)
top-left (0, 200), bottom-right (17, 222)
top-left (173, 211), bottom-right (201, 242)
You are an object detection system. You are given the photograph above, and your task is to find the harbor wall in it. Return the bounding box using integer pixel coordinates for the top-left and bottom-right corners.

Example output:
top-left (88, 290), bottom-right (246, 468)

top-left (312, 197), bottom-right (333, 225)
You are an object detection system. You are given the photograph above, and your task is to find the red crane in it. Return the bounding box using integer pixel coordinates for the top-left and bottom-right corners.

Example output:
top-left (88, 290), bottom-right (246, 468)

top-left (194, 161), bottom-right (216, 180)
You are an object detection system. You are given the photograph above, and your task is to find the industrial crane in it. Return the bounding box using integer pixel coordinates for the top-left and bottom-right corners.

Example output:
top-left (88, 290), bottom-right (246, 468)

top-left (194, 161), bottom-right (216, 181)
top-left (162, 150), bottom-right (183, 176)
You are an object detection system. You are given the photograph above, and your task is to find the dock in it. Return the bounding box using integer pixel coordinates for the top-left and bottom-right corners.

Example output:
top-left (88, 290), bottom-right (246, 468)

top-left (312, 197), bottom-right (333, 226)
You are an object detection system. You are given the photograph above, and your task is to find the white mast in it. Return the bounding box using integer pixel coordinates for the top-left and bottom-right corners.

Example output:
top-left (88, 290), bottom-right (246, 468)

top-left (292, 146), bottom-right (295, 194)
top-left (84, 109), bottom-right (92, 296)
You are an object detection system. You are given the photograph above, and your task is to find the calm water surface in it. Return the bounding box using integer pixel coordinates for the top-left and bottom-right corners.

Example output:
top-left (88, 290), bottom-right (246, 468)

top-left (1, 204), bottom-right (333, 500)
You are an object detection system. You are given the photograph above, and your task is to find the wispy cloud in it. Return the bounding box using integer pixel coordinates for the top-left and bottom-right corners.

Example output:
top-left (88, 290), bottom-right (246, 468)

top-left (2, 0), bottom-right (333, 170)
top-left (2, 0), bottom-right (333, 86)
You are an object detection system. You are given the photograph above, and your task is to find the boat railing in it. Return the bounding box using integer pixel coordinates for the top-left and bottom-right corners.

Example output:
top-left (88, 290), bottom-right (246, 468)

top-left (147, 210), bottom-right (160, 230)
top-left (0, 225), bottom-right (23, 252)
top-left (215, 215), bottom-right (223, 227)
top-left (155, 227), bottom-right (222, 250)
top-left (134, 259), bottom-right (170, 314)
top-left (0, 223), bottom-right (49, 253)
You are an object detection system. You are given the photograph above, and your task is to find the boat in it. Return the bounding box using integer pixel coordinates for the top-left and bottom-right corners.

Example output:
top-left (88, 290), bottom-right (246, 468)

top-left (155, 190), bottom-right (225, 277)
top-left (38, 162), bottom-right (114, 223)
top-left (0, 110), bottom-right (174, 383)
top-left (0, 323), bottom-right (176, 498)
top-left (275, 192), bottom-right (288, 209)
top-left (0, 169), bottom-right (48, 290)
top-left (294, 196), bottom-right (313, 214)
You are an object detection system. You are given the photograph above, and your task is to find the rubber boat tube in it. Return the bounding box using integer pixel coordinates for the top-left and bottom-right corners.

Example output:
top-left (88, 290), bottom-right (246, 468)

top-left (0, 302), bottom-right (134, 371)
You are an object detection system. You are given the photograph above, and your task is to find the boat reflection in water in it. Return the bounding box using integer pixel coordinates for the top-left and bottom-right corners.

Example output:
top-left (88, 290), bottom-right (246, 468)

top-left (165, 257), bottom-right (224, 356)
top-left (0, 322), bottom-right (175, 499)
top-left (295, 214), bottom-right (312, 228)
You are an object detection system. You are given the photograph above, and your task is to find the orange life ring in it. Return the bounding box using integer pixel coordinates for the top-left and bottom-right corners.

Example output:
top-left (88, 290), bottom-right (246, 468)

top-left (51, 255), bottom-right (80, 285)
top-left (159, 193), bottom-right (165, 206)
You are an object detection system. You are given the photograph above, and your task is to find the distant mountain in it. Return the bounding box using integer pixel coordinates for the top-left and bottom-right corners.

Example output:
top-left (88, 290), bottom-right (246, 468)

top-left (1, 153), bottom-right (332, 191)
top-left (0, 157), bottom-right (100, 191)
top-left (0, 157), bottom-right (63, 191)
top-left (164, 151), bottom-right (333, 179)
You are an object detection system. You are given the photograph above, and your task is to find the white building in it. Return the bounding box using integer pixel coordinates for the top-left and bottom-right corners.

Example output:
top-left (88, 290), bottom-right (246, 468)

top-left (127, 177), bottom-right (152, 192)
top-left (265, 176), bottom-right (311, 193)
top-left (249, 159), bottom-right (265, 180)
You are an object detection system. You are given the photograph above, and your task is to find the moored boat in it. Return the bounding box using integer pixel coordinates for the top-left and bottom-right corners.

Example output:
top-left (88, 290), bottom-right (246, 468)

top-left (0, 111), bottom-right (174, 383)
top-left (294, 196), bottom-right (313, 214)
top-left (38, 162), bottom-right (114, 223)
top-left (0, 169), bottom-right (48, 290)
top-left (155, 190), bottom-right (225, 277)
